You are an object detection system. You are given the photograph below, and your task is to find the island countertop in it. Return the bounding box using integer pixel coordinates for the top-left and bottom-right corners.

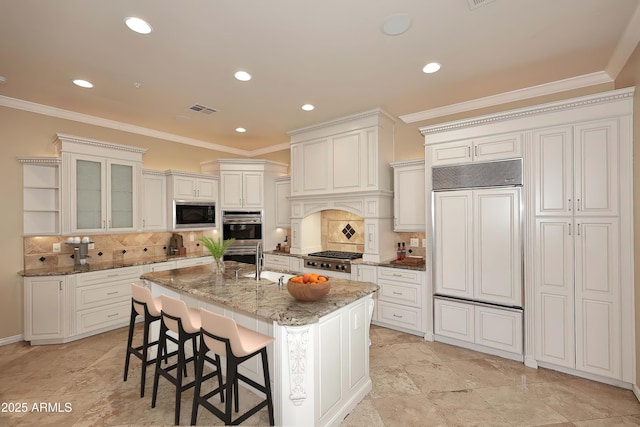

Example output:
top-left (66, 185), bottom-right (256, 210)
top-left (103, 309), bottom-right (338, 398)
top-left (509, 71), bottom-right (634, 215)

top-left (140, 261), bottom-right (378, 327)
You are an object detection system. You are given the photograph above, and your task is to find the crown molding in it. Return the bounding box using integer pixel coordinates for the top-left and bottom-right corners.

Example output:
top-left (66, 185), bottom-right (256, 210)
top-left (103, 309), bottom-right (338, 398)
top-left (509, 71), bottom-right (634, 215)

top-left (419, 87), bottom-right (634, 136)
top-left (400, 71), bottom-right (613, 124)
top-left (0, 95), bottom-right (290, 157)
top-left (16, 156), bottom-right (61, 164)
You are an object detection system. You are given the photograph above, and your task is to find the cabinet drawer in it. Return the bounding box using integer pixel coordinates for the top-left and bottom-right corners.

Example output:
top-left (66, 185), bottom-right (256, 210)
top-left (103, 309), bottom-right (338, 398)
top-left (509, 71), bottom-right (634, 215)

top-left (76, 282), bottom-right (131, 310)
top-left (475, 305), bottom-right (523, 354)
top-left (378, 280), bottom-right (421, 307)
top-left (176, 257), bottom-right (211, 268)
top-left (76, 301), bottom-right (130, 334)
top-left (377, 267), bottom-right (422, 284)
top-left (77, 266), bottom-right (143, 287)
top-left (434, 298), bottom-right (474, 343)
top-left (377, 301), bottom-right (421, 331)
top-left (263, 254), bottom-right (290, 270)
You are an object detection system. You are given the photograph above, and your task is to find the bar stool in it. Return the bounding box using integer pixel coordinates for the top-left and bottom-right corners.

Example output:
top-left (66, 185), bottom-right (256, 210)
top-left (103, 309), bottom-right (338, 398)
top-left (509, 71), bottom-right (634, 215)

top-left (151, 295), bottom-right (222, 426)
top-left (191, 308), bottom-right (275, 426)
top-left (124, 283), bottom-right (163, 398)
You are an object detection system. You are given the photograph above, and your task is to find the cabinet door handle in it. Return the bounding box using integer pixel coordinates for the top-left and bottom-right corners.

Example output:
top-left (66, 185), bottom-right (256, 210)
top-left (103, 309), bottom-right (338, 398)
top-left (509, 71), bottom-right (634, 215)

top-left (568, 223), bottom-right (572, 236)
top-left (59, 281), bottom-right (63, 291)
top-left (474, 145), bottom-right (478, 158)
top-left (467, 146), bottom-right (471, 158)
top-left (577, 198), bottom-right (581, 211)
top-left (577, 223), bottom-right (581, 236)
top-left (103, 220), bottom-right (106, 228)
top-left (568, 198), bottom-right (572, 212)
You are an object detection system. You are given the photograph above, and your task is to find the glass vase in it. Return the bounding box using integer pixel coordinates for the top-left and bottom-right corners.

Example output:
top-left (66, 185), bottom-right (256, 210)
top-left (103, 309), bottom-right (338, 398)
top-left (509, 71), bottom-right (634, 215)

top-left (211, 258), bottom-right (225, 275)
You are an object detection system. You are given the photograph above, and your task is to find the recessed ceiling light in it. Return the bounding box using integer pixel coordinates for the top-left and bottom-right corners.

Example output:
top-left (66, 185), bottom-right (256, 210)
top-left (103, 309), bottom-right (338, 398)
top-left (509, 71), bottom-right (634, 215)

top-left (422, 62), bottom-right (441, 74)
top-left (125, 17), bottom-right (153, 35)
top-left (381, 13), bottom-right (411, 36)
top-left (73, 79), bottom-right (93, 88)
top-left (234, 71), bottom-right (252, 81)
top-left (235, 127), bottom-right (246, 133)
top-left (301, 104), bottom-right (315, 111)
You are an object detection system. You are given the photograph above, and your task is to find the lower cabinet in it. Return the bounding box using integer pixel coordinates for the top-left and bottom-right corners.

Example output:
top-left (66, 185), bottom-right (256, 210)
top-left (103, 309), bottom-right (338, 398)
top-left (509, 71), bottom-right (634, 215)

top-left (175, 256), bottom-right (211, 268)
top-left (370, 266), bottom-right (426, 336)
top-left (263, 253), bottom-right (291, 270)
top-left (434, 297), bottom-right (523, 357)
top-left (24, 275), bottom-right (71, 343)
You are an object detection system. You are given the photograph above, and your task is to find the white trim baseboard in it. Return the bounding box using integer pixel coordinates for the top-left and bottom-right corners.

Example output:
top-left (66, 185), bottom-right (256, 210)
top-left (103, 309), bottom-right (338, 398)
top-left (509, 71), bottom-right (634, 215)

top-left (0, 334), bottom-right (24, 346)
top-left (633, 384), bottom-right (640, 403)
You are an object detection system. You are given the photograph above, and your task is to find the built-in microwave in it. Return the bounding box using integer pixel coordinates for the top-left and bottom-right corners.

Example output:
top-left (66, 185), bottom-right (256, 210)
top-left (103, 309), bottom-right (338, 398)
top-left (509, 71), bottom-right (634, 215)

top-left (173, 201), bottom-right (216, 229)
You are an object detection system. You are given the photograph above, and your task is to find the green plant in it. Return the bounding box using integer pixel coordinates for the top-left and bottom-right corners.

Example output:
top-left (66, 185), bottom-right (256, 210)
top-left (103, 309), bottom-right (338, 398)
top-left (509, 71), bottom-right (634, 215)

top-left (198, 236), bottom-right (235, 260)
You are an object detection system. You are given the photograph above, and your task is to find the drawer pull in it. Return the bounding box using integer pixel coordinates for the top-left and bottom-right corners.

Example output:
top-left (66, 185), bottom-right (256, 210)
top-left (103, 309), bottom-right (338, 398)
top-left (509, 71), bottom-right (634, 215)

top-left (107, 291), bottom-right (118, 295)
top-left (392, 291), bottom-right (403, 295)
top-left (107, 313), bottom-right (119, 318)
top-left (392, 273), bottom-right (402, 277)
top-left (107, 274), bottom-right (118, 278)
top-left (392, 314), bottom-right (403, 319)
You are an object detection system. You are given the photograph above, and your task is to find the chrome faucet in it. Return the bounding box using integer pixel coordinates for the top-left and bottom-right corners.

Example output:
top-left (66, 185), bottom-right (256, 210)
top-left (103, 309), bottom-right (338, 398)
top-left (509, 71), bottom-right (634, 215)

top-left (255, 241), bottom-right (263, 280)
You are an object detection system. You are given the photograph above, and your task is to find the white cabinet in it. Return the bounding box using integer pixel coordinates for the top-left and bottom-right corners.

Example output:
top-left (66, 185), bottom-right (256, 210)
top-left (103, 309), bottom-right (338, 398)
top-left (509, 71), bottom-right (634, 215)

top-left (176, 256), bottom-right (211, 268)
top-left (391, 160), bottom-right (425, 231)
top-left (274, 176), bottom-right (291, 227)
top-left (75, 266), bottom-right (140, 335)
top-left (56, 135), bottom-right (145, 235)
top-left (289, 256), bottom-right (304, 273)
top-left (24, 275), bottom-right (70, 343)
top-left (19, 157), bottom-right (61, 235)
top-left (434, 298), bottom-right (523, 355)
top-left (434, 188), bottom-right (522, 307)
top-left (263, 253), bottom-right (290, 271)
top-left (373, 267), bottom-right (425, 335)
top-left (289, 109), bottom-right (394, 197)
top-left (220, 171), bottom-right (263, 208)
top-left (142, 170), bottom-right (167, 231)
top-left (430, 133), bottom-right (522, 166)
top-left (143, 260), bottom-right (177, 273)
top-left (167, 172), bottom-right (218, 200)
top-left (533, 121), bottom-right (618, 217)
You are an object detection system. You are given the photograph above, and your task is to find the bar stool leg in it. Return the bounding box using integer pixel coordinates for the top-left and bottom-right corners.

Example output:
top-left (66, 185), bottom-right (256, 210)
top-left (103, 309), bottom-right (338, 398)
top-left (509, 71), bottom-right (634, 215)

top-left (151, 322), bottom-right (166, 409)
top-left (123, 307), bottom-right (136, 382)
top-left (261, 348), bottom-right (275, 425)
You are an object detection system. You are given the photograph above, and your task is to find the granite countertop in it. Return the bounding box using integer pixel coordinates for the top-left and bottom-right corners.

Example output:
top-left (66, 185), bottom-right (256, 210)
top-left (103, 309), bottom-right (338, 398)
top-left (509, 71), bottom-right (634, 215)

top-left (354, 258), bottom-right (427, 271)
top-left (19, 254), bottom-right (209, 277)
top-left (141, 261), bottom-right (379, 327)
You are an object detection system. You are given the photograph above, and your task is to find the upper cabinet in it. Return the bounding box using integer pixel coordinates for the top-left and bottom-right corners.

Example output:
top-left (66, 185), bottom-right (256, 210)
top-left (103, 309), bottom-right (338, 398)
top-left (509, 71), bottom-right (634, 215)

top-left (19, 157), bottom-right (61, 235)
top-left (55, 134), bottom-right (146, 234)
top-left (167, 172), bottom-right (218, 200)
top-left (274, 176), bottom-right (291, 227)
top-left (142, 170), bottom-right (167, 231)
top-left (533, 120), bottom-right (619, 217)
top-left (201, 159), bottom-right (287, 210)
top-left (288, 109), bottom-right (394, 197)
top-left (429, 133), bottom-right (522, 167)
top-left (390, 159), bottom-right (425, 231)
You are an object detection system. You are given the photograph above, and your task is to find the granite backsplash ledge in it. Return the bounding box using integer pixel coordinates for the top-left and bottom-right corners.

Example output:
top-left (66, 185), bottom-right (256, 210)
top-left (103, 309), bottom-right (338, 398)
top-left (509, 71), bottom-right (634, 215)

top-left (23, 231), bottom-right (216, 270)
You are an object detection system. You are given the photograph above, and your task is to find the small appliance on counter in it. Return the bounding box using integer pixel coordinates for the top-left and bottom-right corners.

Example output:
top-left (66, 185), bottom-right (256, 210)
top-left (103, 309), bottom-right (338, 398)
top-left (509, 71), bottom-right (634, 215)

top-left (168, 233), bottom-right (186, 256)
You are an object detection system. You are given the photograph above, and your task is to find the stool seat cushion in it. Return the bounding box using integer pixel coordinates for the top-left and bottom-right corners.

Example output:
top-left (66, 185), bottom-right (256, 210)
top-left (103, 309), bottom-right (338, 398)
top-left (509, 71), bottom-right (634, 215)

top-left (131, 283), bottom-right (162, 317)
top-left (160, 295), bottom-right (201, 334)
top-left (200, 309), bottom-right (274, 357)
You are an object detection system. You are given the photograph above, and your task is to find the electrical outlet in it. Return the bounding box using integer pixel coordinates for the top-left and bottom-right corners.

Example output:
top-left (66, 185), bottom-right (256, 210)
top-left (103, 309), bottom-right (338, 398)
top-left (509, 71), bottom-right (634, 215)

top-left (52, 243), bottom-right (61, 253)
top-left (88, 243), bottom-right (95, 250)
top-left (422, 239), bottom-right (427, 248)
top-left (189, 232), bottom-right (195, 242)
top-left (410, 238), bottom-right (419, 247)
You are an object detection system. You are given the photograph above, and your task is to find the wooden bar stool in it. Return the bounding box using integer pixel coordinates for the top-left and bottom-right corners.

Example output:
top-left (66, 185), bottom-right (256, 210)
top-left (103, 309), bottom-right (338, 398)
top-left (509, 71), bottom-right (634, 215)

top-left (124, 283), bottom-right (163, 398)
top-left (191, 308), bottom-right (275, 426)
top-left (151, 295), bottom-right (222, 426)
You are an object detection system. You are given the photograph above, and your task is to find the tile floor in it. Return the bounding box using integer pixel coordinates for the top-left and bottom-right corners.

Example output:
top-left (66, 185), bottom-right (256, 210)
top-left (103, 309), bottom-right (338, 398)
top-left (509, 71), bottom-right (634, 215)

top-left (1, 324), bottom-right (639, 426)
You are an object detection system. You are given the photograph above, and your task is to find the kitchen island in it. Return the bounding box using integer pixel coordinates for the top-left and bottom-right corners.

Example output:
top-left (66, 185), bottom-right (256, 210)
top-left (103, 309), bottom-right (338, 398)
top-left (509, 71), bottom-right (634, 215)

top-left (141, 261), bottom-right (378, 427)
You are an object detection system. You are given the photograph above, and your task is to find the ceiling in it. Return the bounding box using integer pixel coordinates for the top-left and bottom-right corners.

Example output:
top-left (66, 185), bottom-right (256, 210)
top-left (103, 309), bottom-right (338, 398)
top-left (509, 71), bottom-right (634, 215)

top-left (1, 0), bottom-right (639, 155)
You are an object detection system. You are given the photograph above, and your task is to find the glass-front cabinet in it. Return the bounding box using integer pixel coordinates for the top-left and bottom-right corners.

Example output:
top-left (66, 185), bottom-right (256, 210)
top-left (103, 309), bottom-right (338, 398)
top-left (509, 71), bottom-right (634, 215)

top-left (56, 134), bottom-right (145, 234)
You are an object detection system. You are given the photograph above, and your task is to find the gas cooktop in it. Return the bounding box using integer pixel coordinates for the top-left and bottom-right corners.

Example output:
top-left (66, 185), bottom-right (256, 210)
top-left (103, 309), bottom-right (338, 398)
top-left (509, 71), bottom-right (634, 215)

top-left (306, 251), bottom-right (363, 260)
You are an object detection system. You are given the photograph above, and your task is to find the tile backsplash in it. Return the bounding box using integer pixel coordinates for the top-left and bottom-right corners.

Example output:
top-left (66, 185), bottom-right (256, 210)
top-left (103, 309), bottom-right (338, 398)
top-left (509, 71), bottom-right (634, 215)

top-left (23, 231), bottom-right (216, 270)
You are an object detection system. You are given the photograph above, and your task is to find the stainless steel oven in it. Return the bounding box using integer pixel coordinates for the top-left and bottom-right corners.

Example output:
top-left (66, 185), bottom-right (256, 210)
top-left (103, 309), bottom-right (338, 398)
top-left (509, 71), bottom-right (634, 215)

top-left (222, 210), bottom-right (263, 264)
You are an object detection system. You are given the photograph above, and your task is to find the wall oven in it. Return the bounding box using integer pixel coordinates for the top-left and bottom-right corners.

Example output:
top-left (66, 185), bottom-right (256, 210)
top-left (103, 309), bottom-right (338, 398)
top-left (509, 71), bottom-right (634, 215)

top-left (222, 210), bottom-right (263, 264)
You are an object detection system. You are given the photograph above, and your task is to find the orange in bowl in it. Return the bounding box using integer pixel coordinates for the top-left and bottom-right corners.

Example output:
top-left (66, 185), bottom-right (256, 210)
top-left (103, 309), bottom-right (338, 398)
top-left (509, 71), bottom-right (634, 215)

top-left (287, 273), bottom-right (331, 301)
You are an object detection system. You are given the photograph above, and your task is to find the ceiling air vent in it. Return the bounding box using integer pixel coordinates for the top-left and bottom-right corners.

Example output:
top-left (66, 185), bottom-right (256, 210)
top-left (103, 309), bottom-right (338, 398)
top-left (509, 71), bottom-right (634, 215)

top-left (468, 0), bottom-right (495, 10)
top-left (188, 104), bottom-right (217, 115)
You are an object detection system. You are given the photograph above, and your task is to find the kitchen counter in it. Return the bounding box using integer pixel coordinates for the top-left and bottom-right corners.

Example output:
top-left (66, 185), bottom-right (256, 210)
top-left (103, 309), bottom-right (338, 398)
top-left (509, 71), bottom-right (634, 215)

top-left (19, 253), bottom-right (209, 277)
top-left (143, 260), bottom-right (377, 427)
top-left (140, 260), bottom-right (378, 326)
top-left (354, 258), bottom-right (427, 271)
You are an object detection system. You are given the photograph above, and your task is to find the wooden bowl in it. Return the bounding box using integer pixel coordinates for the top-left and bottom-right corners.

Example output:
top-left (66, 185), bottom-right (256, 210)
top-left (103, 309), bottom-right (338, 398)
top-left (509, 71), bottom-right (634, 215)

top-left (287, 278), bottom-right (331, 302)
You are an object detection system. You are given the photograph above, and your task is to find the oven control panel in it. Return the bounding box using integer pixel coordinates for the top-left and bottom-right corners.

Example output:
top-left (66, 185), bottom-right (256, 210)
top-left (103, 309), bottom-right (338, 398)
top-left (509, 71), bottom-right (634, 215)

top-left (304, 259), bottom-right (351, 273)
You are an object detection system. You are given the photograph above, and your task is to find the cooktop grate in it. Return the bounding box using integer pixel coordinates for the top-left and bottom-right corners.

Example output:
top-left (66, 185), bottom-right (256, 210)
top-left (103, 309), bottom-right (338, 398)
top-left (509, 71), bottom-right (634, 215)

top-left (306, 251), bottom-right (363, 260)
